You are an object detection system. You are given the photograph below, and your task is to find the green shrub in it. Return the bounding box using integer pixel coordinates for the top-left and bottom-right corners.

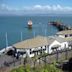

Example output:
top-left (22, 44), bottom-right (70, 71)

top-left (25, 64), bottom-right (30, 72)
top-left (11, 67), bottom-right (24, 72)
top-left (10, 62), bottom-right (62, 72)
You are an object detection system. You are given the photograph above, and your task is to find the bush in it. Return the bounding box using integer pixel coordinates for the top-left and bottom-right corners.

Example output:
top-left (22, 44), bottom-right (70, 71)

top-left (10, 62), bottom-right (62, 72)
top-left (11, 67), bottom-right (24, 72)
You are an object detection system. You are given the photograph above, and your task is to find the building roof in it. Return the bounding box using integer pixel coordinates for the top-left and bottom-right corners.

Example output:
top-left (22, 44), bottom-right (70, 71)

top-left (47, 37), bottom-right (55, 45)
top-left (13, 36), bottom-right (55, 49)
top-left (53, 36), bottom-right (65, 43)
top-left (64, 37), bottom-right (72, 42)
top-left (13, 35), bottom-right (72, 49)
top-left (56, 30), bottom-right (72, 35)
top-left (53, 36), bottom-right (72, 43)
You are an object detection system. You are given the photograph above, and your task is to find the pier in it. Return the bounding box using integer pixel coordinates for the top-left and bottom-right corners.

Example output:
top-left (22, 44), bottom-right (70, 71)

top-left (49, 21), bottom-right (72, 31)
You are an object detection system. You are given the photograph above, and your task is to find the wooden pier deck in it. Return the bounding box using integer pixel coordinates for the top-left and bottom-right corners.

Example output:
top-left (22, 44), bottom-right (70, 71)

top-left (49, 21), bottom-right (72, 31)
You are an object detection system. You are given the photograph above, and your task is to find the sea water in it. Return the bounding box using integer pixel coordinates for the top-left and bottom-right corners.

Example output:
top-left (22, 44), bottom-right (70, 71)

top-left (0, 15), bottom-right (72, 49)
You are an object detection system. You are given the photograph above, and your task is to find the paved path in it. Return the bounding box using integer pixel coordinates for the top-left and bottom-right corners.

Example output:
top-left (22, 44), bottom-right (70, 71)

top-left (0, 54), bottom-right (24, 72)
top-left (0, 48), bottom-right (72, 72)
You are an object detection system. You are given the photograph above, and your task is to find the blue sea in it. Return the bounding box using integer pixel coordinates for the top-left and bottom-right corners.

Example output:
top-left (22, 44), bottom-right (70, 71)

top-left (0, 15), bottom-right (72, 49)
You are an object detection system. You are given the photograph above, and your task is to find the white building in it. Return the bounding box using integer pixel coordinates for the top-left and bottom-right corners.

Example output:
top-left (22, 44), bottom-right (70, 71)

top-left (12, 35), bottom-right (69, 58)
top-left (56, 30), bottom-right (72, 48)
top-left (56, 30), bottom-right (72, 38)
top-left (48, 36), bottom-right (69, 53)
top-left (13, 36), bottom-right (48, 58)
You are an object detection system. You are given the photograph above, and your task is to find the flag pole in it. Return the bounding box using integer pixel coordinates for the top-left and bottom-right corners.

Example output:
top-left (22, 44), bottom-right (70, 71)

top-left (21, 31), bottom-right (23, 41)
top-left (45, 29), bottom-right (46, 36)
top-left (5, 32), bottom-right (8, 51)
top-left (33, 30), bottom-right (35, 38)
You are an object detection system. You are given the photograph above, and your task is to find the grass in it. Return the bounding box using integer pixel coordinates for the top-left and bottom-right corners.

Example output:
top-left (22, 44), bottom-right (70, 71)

top-left (10, 62), bottom-right (63, 72)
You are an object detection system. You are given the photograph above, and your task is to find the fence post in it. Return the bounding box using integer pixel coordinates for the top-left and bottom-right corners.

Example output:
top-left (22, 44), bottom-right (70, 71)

top-left (56, 50), bottom-right (59, 62)
top-left (65, 48), bottom-right (68, 60)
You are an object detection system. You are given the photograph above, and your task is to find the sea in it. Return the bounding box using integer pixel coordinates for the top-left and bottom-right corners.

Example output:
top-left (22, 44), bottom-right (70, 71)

top-left (0, 15), bottom-right (72, 49)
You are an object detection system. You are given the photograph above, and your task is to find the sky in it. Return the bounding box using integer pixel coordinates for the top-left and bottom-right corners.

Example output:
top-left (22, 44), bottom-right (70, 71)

top-left (0, 0), bottom-right (72, 15)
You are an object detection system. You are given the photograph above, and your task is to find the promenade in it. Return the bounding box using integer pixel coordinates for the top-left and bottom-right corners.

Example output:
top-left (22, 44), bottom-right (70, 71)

top-left (0, 46), bottom-right (72, 72)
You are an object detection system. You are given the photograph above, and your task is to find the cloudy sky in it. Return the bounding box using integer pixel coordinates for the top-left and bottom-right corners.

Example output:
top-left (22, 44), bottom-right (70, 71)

top-left (0, 0), bottom-right (72, 15)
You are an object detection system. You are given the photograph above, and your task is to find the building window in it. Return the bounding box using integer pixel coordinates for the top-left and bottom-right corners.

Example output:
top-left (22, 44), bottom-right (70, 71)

top-left (45, 46), bottom-right (46, 50)
top-left (30, 49), bottom-right (31, 54)
top-left (45, 47), bottom-right (46, 50)
top-left (42, 46), bottom-right (46, 51)
top-left (18, 51), bottom-right (26, 55)
top-left (65, 34), bottom-right (68, 37)
top-left (70, 34), bottom-right (72, 37)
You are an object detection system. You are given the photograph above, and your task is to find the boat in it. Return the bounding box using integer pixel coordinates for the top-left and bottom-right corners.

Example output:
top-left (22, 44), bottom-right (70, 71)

top-left (28, 20), bottom-right (32, 29)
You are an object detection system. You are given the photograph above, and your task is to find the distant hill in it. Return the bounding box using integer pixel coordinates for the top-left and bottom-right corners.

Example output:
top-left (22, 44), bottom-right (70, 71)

top-left (0, 13), bottom-right (72, 16)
